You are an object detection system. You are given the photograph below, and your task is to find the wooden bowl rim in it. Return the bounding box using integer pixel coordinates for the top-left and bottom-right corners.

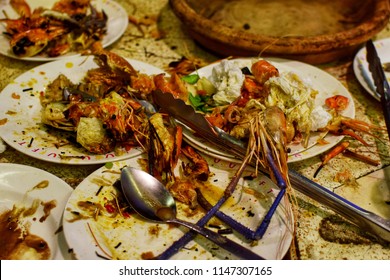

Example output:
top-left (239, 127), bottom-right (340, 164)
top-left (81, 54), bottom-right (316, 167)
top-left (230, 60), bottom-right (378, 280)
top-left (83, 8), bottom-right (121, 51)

top-left (170, 0), bottom-right (390, 54)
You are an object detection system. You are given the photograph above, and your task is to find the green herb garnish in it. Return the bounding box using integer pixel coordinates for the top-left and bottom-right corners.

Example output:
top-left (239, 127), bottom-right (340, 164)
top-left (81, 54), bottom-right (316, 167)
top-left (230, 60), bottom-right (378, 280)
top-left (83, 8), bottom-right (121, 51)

top-left (182, 74), bottom-right (200, 84)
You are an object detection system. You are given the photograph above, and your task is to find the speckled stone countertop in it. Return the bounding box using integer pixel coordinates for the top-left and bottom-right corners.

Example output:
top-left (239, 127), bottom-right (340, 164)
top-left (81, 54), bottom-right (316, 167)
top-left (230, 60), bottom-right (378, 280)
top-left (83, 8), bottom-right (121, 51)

top-left (0, 0), bottom-right (389, 260)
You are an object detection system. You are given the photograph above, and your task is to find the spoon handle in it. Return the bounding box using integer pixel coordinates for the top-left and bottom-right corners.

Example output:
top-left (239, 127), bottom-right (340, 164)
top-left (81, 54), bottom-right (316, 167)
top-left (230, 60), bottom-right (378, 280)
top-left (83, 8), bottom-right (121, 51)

top-left (169, 218), bottom-right (264, 260)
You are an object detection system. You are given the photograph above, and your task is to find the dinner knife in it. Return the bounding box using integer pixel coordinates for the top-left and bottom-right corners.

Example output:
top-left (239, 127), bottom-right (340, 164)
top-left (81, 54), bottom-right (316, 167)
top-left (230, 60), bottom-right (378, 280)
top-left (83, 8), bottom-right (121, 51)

top-left (152, 90), bottom-right (390, 243)
top-left (366, 39), bottom-right (390, 141)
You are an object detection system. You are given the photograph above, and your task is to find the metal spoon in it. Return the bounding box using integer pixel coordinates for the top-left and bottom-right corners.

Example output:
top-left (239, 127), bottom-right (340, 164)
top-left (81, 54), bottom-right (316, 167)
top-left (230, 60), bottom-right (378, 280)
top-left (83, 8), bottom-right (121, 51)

top-left (120, 167), bottom-right (264, 260)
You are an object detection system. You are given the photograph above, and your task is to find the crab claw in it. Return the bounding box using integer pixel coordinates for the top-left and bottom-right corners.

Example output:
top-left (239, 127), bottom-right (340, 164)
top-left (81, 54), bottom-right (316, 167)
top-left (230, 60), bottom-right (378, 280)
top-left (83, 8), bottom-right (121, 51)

top-left (91, 42), bottom-right (137, 76)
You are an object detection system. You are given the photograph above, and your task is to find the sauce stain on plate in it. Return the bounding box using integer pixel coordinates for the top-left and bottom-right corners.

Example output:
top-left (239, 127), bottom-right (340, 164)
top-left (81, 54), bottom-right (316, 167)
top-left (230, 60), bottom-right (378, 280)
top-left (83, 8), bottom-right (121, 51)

top-left (0, 204), bottom-right (51, 260)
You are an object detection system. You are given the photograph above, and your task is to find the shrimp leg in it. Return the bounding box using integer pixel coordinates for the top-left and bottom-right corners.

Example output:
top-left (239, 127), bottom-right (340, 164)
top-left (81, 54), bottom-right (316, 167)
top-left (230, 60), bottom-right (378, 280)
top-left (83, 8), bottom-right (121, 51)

top-left (313, 141), bottom-right (350, 178)
top-left (155, 156), bottom-right (253, 259)
top-left (195, 189), bottom-right (256, 240)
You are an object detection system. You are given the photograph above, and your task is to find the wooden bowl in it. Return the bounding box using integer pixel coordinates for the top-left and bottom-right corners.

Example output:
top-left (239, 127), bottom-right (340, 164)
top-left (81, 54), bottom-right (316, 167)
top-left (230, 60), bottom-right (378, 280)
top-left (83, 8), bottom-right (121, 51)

top-left (170, 0), bottom-right (390, 64)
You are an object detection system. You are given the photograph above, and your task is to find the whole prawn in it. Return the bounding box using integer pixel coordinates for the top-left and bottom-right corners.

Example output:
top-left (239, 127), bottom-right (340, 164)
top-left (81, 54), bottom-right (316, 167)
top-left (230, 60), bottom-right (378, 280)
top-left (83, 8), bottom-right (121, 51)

top-left (147, 113), bottom-right (183, 179)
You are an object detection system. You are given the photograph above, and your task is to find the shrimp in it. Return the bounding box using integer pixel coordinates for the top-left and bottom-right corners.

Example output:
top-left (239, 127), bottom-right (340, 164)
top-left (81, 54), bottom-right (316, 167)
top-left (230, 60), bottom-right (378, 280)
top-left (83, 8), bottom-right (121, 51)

top-left (263, 106), bottom-right (288, 179)
top-left (244, 104), bottom-right (296, 239)
top-left (224, 104), bottom-right (242, 124)
top-left (325, 95), bottom-right (349, 111)
top-left (148, 113), bottom-right (182, 179)
top-left (251, 59), bottom-right (279, 84)
top-left (236, 76), bottom-right (268, 107)
top-left (166, 178), bottom-right (199, 209)
top-left (181, 144), bottom-right (210, 181)
top-left (325, 116), bottom-right (386, 146)
top-left (129, 73), bottom-right (156, 100)
top-left (165, 145), bottom-right (209, 209)
top-left (153, 73), bottom-right (189, 101)
top-left (205, 108), bottom-right (226, 129)
top-left (41, 83), bottom-right (150, 154)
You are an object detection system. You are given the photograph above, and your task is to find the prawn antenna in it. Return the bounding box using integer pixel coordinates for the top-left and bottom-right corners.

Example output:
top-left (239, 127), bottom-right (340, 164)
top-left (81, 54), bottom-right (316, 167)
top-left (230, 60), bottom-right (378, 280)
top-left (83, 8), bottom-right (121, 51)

top-left (257, 34), bottom-right (302, 58)
top-left (313, 164), bottom-right (324, 178)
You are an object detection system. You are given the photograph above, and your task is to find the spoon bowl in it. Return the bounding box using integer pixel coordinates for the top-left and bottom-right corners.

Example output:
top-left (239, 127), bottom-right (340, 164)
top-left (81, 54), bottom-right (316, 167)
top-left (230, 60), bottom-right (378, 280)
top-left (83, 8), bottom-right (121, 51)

top-left (121, 167), bottom-right (176, 222)
top-left (120, 167), bottom-right (264, 259)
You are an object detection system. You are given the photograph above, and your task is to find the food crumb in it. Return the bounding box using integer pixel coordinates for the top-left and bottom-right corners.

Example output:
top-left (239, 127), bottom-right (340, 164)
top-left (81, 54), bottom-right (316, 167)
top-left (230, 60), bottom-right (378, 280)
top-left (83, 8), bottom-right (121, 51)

top-left (11, 92), bottom-right (21, 99)
top-left (141, 251), bottom-right (154, 259)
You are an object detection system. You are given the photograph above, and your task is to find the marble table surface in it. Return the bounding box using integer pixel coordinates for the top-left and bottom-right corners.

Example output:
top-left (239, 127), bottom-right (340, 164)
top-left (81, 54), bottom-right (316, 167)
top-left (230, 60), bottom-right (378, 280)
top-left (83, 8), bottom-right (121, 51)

top-left (0, 0), bottom-right (389, 260)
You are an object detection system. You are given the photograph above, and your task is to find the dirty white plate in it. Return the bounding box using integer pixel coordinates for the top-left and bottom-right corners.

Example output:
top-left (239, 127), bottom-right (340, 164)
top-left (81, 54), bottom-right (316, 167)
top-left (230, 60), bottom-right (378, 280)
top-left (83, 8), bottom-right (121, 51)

top-left (183, 57), bottom-right (355, 163)
top-left (63, 154), bottom-right (294, 260)
top-left (0, 55), bottom-right (164, 165)
top-left (0, 163), bottom-right (73, 259)
top-left (0, 0), bottom-right (128, 61)
top-left (353, 38), bottom-right (390, 101)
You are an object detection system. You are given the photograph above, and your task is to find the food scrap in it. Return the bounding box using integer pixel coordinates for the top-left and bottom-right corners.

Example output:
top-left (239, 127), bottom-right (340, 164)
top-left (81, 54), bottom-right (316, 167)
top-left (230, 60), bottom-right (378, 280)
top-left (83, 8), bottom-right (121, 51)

top-left (0, 0), bottom-right (107, 57)
top-left (0, 118), bottom-right (7, 125)
top-left (0, 204), bottom-right (50, 260)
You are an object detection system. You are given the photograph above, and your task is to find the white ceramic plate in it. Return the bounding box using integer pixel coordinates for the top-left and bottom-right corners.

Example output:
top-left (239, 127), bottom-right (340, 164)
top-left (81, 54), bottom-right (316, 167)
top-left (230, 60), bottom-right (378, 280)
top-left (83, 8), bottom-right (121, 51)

top-left (353, 38), bottom-right (390, 101)
top-left (0, 55), bottom-right (164, 165)
top-left (183, 57), bottom-right (355, 163)
top-left (0, 163), bottom-right (73, 259)
top-left (0, 0), bottom-right (128, 61)
top-left (63, 154), bottom-right (294, 260)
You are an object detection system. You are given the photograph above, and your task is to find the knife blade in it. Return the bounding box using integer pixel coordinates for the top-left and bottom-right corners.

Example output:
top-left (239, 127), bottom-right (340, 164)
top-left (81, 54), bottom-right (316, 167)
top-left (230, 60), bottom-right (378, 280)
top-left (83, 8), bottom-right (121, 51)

top-left (366, 39), bottom-right (390, 141)
top-left (152, 89), bottom-right (390, 243)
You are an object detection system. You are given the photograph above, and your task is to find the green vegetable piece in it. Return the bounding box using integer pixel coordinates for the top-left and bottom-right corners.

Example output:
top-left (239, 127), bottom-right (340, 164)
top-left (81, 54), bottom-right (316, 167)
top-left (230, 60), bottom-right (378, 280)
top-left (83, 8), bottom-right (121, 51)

top-left (105, 162), bottom-right (114, 169)
top-left (197, 77), bottom-right (216, 96)
top-left (189, 93), bottom-right (204, 108)
top-left (182, 74), bottom-right (199, 84)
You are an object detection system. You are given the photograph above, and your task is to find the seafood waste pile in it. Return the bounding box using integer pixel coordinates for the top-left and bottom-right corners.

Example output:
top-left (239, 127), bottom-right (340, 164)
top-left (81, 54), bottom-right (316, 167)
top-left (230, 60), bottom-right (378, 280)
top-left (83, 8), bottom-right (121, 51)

top-left (168, 58), bottom-right (386, 177)
top-left (0, 0), bottom-right (107, 57)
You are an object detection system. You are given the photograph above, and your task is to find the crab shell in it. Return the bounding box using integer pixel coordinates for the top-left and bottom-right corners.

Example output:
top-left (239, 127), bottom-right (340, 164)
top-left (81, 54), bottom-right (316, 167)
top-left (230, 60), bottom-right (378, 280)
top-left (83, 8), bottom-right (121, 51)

top-left (10, 27), bottom-right (67, 57)
top-left (91, 42), bottom-right (137, 76)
